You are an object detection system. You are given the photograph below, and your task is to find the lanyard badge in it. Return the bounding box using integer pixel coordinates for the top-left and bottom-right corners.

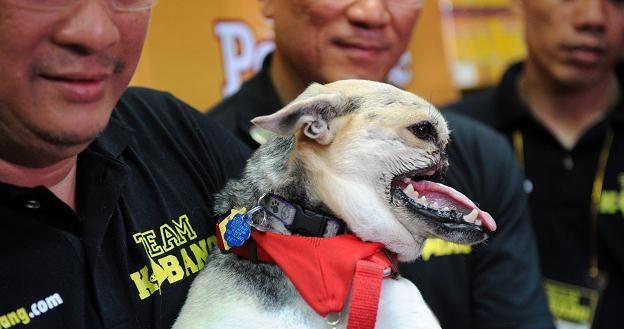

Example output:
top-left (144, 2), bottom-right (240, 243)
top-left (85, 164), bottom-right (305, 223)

top-left (545, 278), bottom-right (604, 329)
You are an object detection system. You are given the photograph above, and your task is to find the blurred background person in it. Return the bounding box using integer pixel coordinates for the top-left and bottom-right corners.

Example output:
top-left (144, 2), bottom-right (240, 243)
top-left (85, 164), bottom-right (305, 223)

top-left (445, 0), bottom-right (624, 328)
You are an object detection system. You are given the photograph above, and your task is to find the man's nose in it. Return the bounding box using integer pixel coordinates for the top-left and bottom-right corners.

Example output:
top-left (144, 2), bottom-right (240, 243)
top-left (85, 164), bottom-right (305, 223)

top-left (51, 0), bottom-right (121, 54)
top-left (573, 0), bottom-right (608, 35)
top-left (346, 0), bottom-right (392, 29)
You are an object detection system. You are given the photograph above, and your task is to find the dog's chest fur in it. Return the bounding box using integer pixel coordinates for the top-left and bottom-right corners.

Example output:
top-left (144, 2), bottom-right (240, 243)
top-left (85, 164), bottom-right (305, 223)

top-left (175, 251), bottom-right (439, 328)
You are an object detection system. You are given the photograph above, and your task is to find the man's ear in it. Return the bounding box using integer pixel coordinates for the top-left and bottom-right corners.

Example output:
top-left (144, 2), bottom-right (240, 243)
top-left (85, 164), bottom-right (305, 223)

top-left (251, 84), bottom-right (342, 145)
top-left (259, 0), bottom-right (275, 18)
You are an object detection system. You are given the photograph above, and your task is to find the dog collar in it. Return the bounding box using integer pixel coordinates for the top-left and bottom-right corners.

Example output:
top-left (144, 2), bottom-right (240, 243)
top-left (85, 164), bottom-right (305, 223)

top-left (215, 228), bottom-right (398, 319)
top-left (259, 193), bottom-right (346, 237)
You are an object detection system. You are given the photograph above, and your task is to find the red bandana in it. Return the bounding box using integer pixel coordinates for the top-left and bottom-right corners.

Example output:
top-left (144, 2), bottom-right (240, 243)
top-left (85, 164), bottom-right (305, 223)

top-left (216, 228), bottom-right (395, 317)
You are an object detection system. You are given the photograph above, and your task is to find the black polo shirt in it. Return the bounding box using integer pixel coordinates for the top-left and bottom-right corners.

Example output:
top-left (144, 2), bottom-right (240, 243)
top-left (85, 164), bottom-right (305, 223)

top-left (207, 54), bottom-right (554, 329)
top-left (446, 62), bottom-right (624, 329)
top-left (0, 88), bottom-right (250, 329)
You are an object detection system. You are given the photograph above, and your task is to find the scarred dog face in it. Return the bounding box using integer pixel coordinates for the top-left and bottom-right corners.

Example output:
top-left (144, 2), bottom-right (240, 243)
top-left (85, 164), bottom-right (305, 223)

top-left (222, 79), bottom-right (496, 262)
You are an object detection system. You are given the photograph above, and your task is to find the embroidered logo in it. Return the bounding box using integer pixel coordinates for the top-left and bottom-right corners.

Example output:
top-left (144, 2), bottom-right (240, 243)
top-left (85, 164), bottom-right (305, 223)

top-left (599, 173), bottom-right (624, 217)
top-left (420, 238), bottom-right (472, 261)
top-left (129, 214), bottom-right (217, 300)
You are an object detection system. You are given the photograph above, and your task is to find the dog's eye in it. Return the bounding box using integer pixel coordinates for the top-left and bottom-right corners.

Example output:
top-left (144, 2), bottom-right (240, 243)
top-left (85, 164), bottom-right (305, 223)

top-left (409, 122), bottom-right (435, 141)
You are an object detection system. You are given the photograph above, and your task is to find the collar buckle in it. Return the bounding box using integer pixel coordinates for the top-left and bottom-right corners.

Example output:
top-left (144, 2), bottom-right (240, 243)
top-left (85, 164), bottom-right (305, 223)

top-left (287, 203), bottom-right (345, 237)
top-left (260, 193), bottom-right (346, 237)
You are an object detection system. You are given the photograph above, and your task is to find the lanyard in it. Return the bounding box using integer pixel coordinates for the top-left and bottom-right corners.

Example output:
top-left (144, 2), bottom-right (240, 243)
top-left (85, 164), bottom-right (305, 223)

top-left (512, 128), bottom-right (614, 280)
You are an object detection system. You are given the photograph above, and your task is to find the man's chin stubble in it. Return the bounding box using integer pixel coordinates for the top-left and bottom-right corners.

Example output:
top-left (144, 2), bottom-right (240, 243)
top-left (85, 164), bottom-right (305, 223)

top-left (33, 126), bottom-right (102, 149)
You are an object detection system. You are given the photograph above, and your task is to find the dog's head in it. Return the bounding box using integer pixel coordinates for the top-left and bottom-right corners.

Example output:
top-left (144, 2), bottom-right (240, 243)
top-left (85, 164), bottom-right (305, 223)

top-left (250, 79), bottom-right (496, 261)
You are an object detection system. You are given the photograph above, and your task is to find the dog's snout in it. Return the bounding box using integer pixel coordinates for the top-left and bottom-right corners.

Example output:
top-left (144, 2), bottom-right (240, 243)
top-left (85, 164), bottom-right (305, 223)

top-left (437, 154), bottom-right (449, 176)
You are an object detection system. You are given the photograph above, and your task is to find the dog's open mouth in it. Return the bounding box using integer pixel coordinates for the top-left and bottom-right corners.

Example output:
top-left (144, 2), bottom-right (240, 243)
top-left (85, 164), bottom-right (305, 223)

top-left (391, 167), bottom-right (497, 235)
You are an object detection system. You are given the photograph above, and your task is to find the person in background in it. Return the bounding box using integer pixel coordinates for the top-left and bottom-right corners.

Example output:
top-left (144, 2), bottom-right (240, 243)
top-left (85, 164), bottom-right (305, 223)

top-left (0, 1), bottom-right (249, 328)
top-left (445, 0), bottom-right (624, 328)
top-left (208, 0), bottom-right (554, 328)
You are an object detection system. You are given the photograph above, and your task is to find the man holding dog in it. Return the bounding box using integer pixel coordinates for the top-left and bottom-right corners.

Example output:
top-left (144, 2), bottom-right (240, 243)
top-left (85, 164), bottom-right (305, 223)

top-left (208, 0), bottom-right (554, 328)
top-left (0, 1), bottom-right (249, 328)
top-left (446, 0), bottom-right (624, 327)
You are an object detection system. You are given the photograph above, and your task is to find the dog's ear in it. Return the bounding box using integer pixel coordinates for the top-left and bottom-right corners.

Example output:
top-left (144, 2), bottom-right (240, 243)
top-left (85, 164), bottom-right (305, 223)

top-left (251, 83), bottom-right (342, 145)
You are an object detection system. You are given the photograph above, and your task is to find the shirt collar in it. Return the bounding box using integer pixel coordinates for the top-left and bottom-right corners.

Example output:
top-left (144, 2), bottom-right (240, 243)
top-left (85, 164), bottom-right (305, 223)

top-left (0, 106), bottom-right (131, 195)
top-left (88, 108), bottom-right (133, 159)
top-left (492, 62), bottom-right (533, 131)
top-left (611, 62), bottom-right (624, 127)
top-left (257, 53), bottom-right (284, 108)
top-left (237, 52), bottom-right (284, 114)
top-left (237, 52), bottom-right (285, 146)
top-left (494, 61), bottom-right (624, 130)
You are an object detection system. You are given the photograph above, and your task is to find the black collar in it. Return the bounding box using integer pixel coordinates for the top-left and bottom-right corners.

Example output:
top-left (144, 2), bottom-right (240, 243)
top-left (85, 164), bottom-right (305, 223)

top-left (257, 193), bottom-right (346, 237)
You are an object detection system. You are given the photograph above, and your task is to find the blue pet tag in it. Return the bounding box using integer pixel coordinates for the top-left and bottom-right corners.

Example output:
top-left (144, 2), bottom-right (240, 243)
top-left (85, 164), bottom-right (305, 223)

top-left (224, 213), bottom-right (251, 247)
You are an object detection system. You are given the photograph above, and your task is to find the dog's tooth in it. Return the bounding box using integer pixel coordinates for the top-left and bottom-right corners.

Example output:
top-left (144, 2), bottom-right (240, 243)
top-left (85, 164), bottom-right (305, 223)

top-left (411, 190), bottom-right (420, 200)
top-left (403, 184), bottom-right (415, 195)
top-left (463, 209), bottom-right (478, 223)
top-left (442, 207), bottom-right (450, 211)
top-left (403, 184), bottom-right (422, 201)
top-left (432, 201), bottom-right (439, 209)
top-left (475, 220), bottom-right (482, 226)
top-left (417, 196), bottom-right (428, 206)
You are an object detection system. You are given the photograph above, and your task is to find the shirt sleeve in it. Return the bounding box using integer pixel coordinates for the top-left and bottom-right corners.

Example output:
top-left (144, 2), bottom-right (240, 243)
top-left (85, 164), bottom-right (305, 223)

top-left (196, 115), bottom-right (252, 180)
top-left (167, 92), bottom-right (252, 191)
top-left (115, 87), bottom-right (252, 212)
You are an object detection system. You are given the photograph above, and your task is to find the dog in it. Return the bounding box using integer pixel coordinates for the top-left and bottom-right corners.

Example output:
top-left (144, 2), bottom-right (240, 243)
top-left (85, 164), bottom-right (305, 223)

top-left (172, 79), bottom-right (496, 329)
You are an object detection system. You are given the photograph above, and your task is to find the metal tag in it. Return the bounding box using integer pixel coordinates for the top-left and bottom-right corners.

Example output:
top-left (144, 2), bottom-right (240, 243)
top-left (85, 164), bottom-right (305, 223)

top-left (224, 213), bottom-right (251, 248)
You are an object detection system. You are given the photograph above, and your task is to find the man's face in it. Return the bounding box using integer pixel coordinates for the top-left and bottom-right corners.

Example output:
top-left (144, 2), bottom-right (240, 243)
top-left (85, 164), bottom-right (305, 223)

top-left (263, 0), bottom-right (422, 84)
top-left (0, 1), bottom-right (150, 166)
top-left (521, 0), bottom-right (624, 89)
